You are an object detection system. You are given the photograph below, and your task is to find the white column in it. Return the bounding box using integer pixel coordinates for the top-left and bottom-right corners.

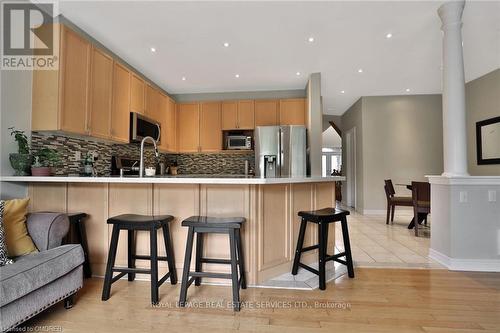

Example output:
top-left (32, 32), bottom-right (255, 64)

top-left (438, 1), bottom-right (469, 177)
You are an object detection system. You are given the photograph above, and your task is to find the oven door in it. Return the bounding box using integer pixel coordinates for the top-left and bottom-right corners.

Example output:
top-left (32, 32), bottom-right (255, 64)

top-left (130, 112), bottom-right (161, 142)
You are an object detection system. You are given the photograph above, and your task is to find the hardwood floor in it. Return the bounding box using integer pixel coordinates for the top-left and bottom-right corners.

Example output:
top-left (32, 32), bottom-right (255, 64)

top-left (22, 269), bottom-right (500, 332)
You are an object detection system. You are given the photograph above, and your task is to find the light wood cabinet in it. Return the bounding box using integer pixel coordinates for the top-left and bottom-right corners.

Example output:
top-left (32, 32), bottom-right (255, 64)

top-left (222, 100), bottom-right (255, 130)
top-left (158, 94), bottom-right (176, 152)
top-left (145, 84), bottom-right (162, 122)
top-left (177, 103), bottom-right (200, 153)
top-left (200, 102), bottom-right (222, 152)
top-left (88, 47), bottom-right (113, 139)
top-left (279, 98), bottom-right (306, 126)
top-left (255, 100), bottom-right (279, 126)
top-left (130, 73), bottom-right (145, 114)
top-left (111, 62), bottom-right (131, 143)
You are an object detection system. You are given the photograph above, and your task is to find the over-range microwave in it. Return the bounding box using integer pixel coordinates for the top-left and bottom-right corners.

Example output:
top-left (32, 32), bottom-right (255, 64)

top-left (130, 112), bottom-right (161, 143)
top-left (226, 135), bottom-right (252, 150)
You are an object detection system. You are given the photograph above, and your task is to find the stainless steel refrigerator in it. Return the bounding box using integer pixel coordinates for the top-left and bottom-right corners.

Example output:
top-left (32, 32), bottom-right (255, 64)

top-left (254, 125), bottom-right (307, 177)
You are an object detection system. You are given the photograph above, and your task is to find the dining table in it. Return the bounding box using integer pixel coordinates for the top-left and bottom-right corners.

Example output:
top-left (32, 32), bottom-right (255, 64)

top-left (396, 183), bottom-right (428, 229)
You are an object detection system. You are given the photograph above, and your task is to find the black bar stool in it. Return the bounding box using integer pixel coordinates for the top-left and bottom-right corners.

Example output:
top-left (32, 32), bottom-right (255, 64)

top-left (291, 208), bottom-right (354, 290)
top-left (178, 216), bottom-right (246, 311)
top-left (101, 214), bottom-right (177, 304)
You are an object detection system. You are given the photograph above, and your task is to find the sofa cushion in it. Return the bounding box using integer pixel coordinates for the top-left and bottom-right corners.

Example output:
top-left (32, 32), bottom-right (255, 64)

top-left (4, 198), bottom-right (38, 257)
top-left (0, 244), bottom-right (84, 307)
top-left (0, 201), bottom-right (14, 266)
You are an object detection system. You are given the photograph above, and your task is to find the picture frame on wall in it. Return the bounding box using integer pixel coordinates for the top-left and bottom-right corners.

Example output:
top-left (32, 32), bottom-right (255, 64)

top-left (476, 116), bottom-right (500, 165)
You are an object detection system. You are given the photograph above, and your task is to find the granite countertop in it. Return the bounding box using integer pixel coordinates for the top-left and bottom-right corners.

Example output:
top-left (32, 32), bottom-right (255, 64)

top-left (0, 175), bottom-right (345, 185)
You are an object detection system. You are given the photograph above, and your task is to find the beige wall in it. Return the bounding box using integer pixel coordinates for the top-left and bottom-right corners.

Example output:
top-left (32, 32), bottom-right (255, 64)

top-left (341, 95), bottom-right (443, 213)
top-left (341, 98), bottom-right (364, 211)
top-left (466, 68), bottom-right (500, 176)
top-left (361, 95), bottom-right (443, 212)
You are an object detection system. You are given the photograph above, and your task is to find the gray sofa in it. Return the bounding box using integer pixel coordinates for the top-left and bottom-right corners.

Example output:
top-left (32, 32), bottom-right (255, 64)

top-left (0, 213), bottom-right (84, 332)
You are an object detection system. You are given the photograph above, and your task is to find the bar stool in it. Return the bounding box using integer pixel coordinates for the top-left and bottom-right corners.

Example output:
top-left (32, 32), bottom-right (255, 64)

top-left (101, 214), bottom-right (177, 304)
top-left (178, 216), bottom-right (246, 311)
top-left (291, 208), bottom-right (354, 290)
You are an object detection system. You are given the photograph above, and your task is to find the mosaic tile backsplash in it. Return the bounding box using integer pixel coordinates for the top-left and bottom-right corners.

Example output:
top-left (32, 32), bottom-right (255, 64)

top-left (30, 132), bottom-right (254, 176)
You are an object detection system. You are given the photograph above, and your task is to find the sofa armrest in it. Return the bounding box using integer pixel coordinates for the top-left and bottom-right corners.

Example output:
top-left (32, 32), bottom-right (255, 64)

top-left (26, 213), bottom-right (70, 251)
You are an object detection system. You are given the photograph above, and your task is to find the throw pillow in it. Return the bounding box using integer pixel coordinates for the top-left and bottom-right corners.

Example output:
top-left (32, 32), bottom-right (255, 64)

top-left (0, 200), bottom-right (13, 266)
top-left (4, 198), bottom-right (38, 257)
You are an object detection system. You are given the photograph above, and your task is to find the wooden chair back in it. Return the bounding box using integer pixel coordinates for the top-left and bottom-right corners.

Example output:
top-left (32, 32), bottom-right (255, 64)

top-left (384, 179), bottom-right (395, 198)
top-left (411, 181), bottom-right (430, 212)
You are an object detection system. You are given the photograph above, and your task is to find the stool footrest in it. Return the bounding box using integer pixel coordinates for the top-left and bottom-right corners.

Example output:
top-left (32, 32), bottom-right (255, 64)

top-left (132, 254), bottom-right (169, 261)
top-left (200, 258), bottom-right (231, 264)
top-left (325, 252), bottom-right (346, 262)
top-left (298, 263), bottom-right (319, 275)
top-left (113, 267), bottom-right (151, 274)
top-left (111, 272), bottom-right (128, 283)
top-left (158, 272), bottom-right (171, 287)
top-left (300, 244), bottom-right (319, 253)
top-left (189, 271), bottom-right (233, 279)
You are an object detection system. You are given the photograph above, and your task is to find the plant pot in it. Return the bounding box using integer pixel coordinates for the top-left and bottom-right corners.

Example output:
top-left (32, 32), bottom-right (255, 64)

top-left (31, 166), bottom-right (51, 176)
top-left (9, 153), bottom-right (33, 176)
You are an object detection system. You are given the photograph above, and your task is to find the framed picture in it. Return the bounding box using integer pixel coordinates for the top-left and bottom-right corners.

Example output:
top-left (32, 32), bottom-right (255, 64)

top-left (476, 116), bottom-right (500, 165)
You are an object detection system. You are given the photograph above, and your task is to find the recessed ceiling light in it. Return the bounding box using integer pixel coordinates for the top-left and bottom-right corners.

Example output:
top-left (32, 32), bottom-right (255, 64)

top-left (308, 37), bottom-right (315, 43)
top-left (358, 68), bottom-right (363, 73)
top-left (235, 74), bottom-right (240, 78)
top-left (223, 42), bottom-right (230, 47)
top-left (341, 90), bottom-right (345, 94)
top-left (406, 88), bottom-right (411, 92)
top-left (386, 33), bottom-right (393, 39)
top-left (182, 77), bottom-right (186, 81)
top-left (150, 47), bottom-right (156, 53)
top-left (296, 72), bottom-right (301, 76)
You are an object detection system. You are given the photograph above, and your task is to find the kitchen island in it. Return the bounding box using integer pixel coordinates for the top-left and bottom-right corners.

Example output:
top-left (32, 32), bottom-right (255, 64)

top-left (1, 175), bottom-right (344, 286)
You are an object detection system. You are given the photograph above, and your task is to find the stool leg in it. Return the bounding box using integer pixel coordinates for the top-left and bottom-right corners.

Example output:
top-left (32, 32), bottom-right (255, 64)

top-left (194, 232), bottom-right (204, 286)
top-left (162, 224), bottom-right (177, 284)
top-left (75, 216), bottom-right (92, 278)
top-left (150, 227), bottom-right (159, 304)
top-left (102, 225), bottom-right (120, 301)
top-left (292, 219), bottom-right (307, 275)
top-left (127, 230), bottom-right (136, 281)
top-left (341, 217), bottom-right (355, 278)
top-left (318, 222), bottom-right (327, 290)
top-left (229, 229), bottom-right (241, 311)
top-left (179, 227), bottom-right (195, 307)
top-left (235, 229), bottom-right (246, 289)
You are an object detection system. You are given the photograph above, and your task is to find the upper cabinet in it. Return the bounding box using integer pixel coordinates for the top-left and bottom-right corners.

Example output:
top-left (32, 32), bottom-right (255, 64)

top-left (145, 84), bottom-right (162, 121)
top-left (88, 47), bottom-right (113, 139)
top-left (158, 94), bottom-right (176, 152)
top-left (279, 98), bottom-right (306, 126)
top-left (32, 25), bottom-right (91, 135)
top-left (130, 73), bottom-right (145, 114)
top-left (111, 62), bottom-right (131, 143)
top-left (255, 100), bottom-right (279, 126)
top-left (200, 102), bottom-right (222, 152)
top-left (222, 100), bottom-right (255, 130)
top-left (177, 103), bottom-right (200, 153)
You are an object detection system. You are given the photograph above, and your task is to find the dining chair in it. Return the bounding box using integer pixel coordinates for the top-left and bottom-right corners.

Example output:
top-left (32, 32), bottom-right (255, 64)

top-left (384, 179), bottom-right (412, 224)
top-left (411, 181), bottom-right (430, 237)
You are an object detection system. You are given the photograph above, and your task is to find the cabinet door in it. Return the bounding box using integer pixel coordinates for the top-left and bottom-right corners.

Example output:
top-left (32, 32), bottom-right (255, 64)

top-left (158, 93), bottom-right (168, 151)
top-left (88, 47), bottom-right (113, 139)
top-left (221, 101), bottom-right (238, 130)
top-left (177, 103), bottom-right (200, 152)
top-left (238, 100), bottom-right (255, 129)
top-left (255, 100), bottom-right (279, 126)
top-left (145, 85), bottom-right (162, 121)
top-left (200, 102), bottom-right (222, 152)
top-left (166, 97), bottom-right (177, 151)
top-left (130, 73), bottom-right (145, 114)
top-left (279, 98), bottom-right (306, 125)
top-left (111, 62), bottom-right (130, 143)
top-left (60, 26), bottom-right (91, 135)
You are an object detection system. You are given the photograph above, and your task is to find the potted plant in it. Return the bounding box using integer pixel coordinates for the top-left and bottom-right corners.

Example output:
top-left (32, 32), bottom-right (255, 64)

top-left (8, 127), bottom-right (32, 176)
top-left (31, 148), bottom-right (60, 176)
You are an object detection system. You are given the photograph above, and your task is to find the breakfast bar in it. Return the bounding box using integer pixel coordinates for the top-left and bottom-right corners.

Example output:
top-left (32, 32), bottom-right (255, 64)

top-left (2, 175), bottom-right (343, 286)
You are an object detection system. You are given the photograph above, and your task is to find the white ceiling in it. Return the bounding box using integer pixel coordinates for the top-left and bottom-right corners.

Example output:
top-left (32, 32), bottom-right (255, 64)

top-left (57, 1), bottom-right (500, 115)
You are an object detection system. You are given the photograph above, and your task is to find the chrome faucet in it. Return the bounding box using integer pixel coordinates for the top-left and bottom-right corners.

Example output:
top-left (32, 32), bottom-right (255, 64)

top-left (139, 136), bottom-right (159, 177)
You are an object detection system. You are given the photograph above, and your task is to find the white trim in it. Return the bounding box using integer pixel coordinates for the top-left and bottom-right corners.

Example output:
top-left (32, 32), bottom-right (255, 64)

top-left (429, 249), bottom-right (500, 272)
top-left (427, 175), bottom-right (500, 186)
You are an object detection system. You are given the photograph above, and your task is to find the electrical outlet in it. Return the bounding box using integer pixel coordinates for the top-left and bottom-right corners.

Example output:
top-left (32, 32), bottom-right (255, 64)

top-left (459, 191), bottom-right (468, 203)
top-left (74, 151), bottom-right (81, 161)
top-left (488, 190), bottom-right (497, 202)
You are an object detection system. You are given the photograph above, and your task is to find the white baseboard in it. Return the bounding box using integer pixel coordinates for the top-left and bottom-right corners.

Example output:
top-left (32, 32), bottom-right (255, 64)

top-left (429, 249), bottom-right (500, 272)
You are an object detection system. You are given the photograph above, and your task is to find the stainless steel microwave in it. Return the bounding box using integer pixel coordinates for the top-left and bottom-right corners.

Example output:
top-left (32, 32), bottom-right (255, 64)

top-left (130, 112), bottom-right (161, 142)
top-left (226, 135), bottom-right (252, 150)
